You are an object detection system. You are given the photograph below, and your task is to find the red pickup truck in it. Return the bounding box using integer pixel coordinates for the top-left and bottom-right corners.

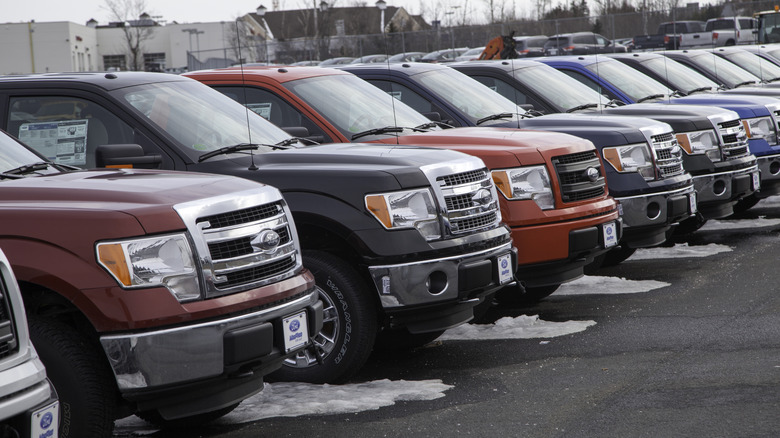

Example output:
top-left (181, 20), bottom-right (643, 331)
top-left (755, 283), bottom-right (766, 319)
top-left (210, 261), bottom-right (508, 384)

top-left (185, 66), bottom-right (622, 304)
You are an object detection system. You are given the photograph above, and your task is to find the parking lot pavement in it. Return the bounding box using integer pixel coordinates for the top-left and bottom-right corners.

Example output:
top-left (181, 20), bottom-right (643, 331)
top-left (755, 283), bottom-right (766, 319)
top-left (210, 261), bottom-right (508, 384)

top-left (114, 199), bottom-right (780, 438)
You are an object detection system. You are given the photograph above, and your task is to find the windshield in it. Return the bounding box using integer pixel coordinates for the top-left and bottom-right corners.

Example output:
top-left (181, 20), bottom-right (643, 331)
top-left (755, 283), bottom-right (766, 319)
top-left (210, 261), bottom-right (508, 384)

top-left (640, 56), bottom-right (719, 93)
top-left (513, 63), bottom-right (608, 110)
top-left (585, 59), bottom-right (671, 102)
top-left (416, 68), bottom-right (527, 124)
top-left (683, 51), bottom-right (761, 88)
top-left (283, 74), bottom-right (433, 138)
top-left (116, 81), bottom-right (292, 161)
top-left (0, 131), bottom-right (59, 174)
top-left (720, 50), bottom-right (780, 81)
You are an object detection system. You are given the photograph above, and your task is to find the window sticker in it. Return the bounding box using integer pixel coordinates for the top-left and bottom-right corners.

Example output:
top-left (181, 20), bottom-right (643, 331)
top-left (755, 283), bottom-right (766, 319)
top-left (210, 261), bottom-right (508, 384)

top-left (17, 119), bottom-right (88, 165)
top-left (247, 102), bottom-right (273, 120)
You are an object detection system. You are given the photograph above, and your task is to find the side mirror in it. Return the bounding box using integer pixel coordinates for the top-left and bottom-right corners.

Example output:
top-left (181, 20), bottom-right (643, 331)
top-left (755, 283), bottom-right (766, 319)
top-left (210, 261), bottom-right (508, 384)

top-left (282, 126), bottom-right (310, 138)
top-left (422, 112), bottom-right (442, 122)
top-left (96, 144), bottom-right (162, 168)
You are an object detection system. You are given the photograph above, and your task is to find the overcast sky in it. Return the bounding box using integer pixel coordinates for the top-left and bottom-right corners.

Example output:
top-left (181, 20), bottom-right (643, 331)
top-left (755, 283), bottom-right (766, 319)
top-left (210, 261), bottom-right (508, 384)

top-left (1, 0), bottom-right (492, 26)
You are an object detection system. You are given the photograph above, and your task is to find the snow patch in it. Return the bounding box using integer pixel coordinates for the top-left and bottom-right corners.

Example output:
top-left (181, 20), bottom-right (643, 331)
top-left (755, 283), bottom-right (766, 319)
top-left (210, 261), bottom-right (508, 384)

top-left (556, 275), bottom-right (670, 295)
top-left (114, 379), bottom-right (452, 429)
top-left (438, 315), bottom-right (595, 340)
top-left (630, 243), bottom-right (732, 260)
top-left (700, 216), bottom-right (780, 231)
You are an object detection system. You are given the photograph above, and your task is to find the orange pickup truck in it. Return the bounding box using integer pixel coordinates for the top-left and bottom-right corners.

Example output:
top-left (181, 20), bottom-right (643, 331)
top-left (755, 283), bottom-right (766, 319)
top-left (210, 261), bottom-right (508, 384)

top-left (185, 66), bottom-right (622, 304)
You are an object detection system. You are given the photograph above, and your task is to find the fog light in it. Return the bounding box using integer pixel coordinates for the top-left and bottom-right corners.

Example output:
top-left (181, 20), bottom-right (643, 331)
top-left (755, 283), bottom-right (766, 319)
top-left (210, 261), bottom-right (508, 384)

top-left (770, 161), bottom-right (780, 175)
top-left (646, 202), bottom-right (661, 220)
top-left (713, 179), bottom-right (727, 196)
top-left (426, 271), bottom-right (448, 295)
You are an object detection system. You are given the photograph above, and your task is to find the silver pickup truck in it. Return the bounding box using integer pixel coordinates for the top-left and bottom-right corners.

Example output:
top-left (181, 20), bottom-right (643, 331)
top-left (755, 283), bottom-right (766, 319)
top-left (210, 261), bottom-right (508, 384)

top-left (0, 248), bottom-right (59, 438)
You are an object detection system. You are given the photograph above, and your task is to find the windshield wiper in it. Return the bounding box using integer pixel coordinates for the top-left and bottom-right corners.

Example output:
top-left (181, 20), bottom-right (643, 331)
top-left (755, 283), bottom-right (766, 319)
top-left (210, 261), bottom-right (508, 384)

top-left (636, 94), bottom-right (665, 103)
top-left (414, 122), bottom-right (439, 130)
top-left (605, 99), bottom-right (625, 107)
top-left (687, 86), bottom-right (713, 94)
top-left (476, 113), bottom-right (515, 125)
top-left (2, 161), bottom-right (52, 176)
top-left (198, 143), bottom-right (261, 163)
top-left (734, 80), bottom-right (758, 88)
top-left (565, 103), bottom-right (599, 113)
top-left (351, 126), bottom-right (404, 141)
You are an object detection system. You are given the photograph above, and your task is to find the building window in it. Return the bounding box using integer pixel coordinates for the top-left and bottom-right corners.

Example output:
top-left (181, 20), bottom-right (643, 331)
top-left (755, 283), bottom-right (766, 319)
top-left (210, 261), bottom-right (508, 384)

top-left (144, 53), bottom-right (166, 72)
top-left (103, 55), bottom-right (127, 71)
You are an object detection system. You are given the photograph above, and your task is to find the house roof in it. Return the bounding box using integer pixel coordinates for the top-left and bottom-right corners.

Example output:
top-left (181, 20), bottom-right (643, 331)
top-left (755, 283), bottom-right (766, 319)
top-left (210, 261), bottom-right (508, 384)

top-left (249, 6), bottom-right (429, 40)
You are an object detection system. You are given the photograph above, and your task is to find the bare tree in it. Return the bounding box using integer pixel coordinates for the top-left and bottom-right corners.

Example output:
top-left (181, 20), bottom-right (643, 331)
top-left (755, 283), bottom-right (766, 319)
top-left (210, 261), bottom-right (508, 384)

top-left (103, 0), bottom-right (155, 71)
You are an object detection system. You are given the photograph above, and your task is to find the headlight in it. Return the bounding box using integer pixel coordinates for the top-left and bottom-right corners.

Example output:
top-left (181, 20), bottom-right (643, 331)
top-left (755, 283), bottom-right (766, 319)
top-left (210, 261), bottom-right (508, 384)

top-left (491, 166), bottom-right (555, 210)
top-left (676, 130), bottom-right (720, 161)
top-left (97, 234), bottom-right (201, 302)
top-left (602, 143), bottom-right (655, 180)
top-left (744, 117), bottom-right (777, 145)
top-left (365, 188), bottom-right (441, 240)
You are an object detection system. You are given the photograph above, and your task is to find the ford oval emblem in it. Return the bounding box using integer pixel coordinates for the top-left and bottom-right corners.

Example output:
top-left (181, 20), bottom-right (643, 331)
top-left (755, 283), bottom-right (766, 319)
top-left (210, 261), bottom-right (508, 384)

top-left (252, 229), bottom-right (281, 252)
top-left (586, 167), bottom-right (600, 182)
top-left (289, 319), bottom-right (300, 332)
top-left (472, 188), bottom-right (493, 206)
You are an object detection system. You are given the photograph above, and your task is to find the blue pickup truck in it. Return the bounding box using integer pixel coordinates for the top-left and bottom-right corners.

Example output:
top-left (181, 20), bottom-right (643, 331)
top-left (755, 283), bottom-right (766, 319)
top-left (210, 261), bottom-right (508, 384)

top-left (537, 55), bottom-right (770, 216)
top-left (540, 54), bottom-right (780, 212)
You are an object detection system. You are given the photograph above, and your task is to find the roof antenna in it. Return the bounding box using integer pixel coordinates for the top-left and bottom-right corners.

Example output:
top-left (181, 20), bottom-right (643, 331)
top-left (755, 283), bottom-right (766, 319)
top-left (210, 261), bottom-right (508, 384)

top-left (236, 19), bottom-right (259, 171)
top-left (381, 26), bottom-right (400, 145)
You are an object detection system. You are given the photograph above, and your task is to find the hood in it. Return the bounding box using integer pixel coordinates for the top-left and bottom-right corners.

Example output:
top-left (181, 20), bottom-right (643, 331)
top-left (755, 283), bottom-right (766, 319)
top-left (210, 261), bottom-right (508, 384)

top-left (514, 114), bottom-right (672, 147)
top-left (672, 94), bottom-right (778, 118)
top-left (602, 103), bottom-right (740, 132)
top-left (0, 168), bottom-right (268, 234)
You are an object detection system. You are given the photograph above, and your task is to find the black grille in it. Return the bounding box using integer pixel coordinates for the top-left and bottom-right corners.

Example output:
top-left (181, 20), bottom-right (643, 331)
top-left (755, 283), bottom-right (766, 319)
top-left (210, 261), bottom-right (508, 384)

top-left (656, 149), bottom-right (673, 160)
top-left (437, 169), bottom-right (488, 187)
top-left (719, 120), bottom-right (741, 129)
top-left (552, 151), bottom-right (605, 203)
top-left (198, 202), bottom-right (283, 229)
top-left (0, 284), bottom-right (17, 360)
top-left (446, 194), bottom-right (474, 210)
top-left (217, 256), bottom-right (297, 289)
top-left (554, 151), bottom-right (596, 165)
top-left (208, 227), bottom-right (291, 260)
top-left (659, 163), bottom-right (684, 176)
top-left (652, 132), bottom-right (675, 143)
top-left (723, 133), bottom-right (739, 144)
top-left (451, 212), bottom-right (499, 232)
top-left (723, 145), bottom-right (749, 158)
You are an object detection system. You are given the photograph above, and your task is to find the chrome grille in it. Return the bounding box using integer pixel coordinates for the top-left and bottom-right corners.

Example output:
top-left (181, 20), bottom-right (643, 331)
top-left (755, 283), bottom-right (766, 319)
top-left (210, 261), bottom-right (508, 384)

top-left (436, 167), bottom-right (501, 235)
top-left (718, 119), bottom-right (750, 160)
top-left (652, 131), bottom-right (685, 178)
top-left (194, 199), bottom-right (299, 295)
top-left (0, 282), bottom-right (18, 360)
top-left (552, 150), bottom-right (606, 202)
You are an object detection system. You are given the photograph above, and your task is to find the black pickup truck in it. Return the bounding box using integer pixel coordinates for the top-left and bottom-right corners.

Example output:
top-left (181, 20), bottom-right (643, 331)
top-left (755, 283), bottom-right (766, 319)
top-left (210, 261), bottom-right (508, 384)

top-left (0, 72), bottom-right (516, 387)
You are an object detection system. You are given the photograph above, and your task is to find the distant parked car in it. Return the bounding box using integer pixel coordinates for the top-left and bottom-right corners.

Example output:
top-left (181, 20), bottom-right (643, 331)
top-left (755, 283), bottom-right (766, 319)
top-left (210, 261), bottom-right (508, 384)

top-left (349, 54), bottom-right (389, 64)
top-left (388, 51), bottom-right (426, 63)
top-left (420, 47), bottom-right (470, 63)
top-left (291, 60), bottom-right (319, 66)
top-left (544, 32), bottom-right (627, 56)
top-left (319, 57), bottom-right (355, 66)
top-left (455, 47), bottom-right (485, 61)
top-left (513, 35), bottom-right (548, 57)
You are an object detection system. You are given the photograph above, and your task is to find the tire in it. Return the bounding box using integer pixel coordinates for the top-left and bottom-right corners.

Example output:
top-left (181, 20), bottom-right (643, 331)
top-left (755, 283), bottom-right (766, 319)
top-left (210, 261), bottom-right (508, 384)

top-left (731, 194), bottom-right (761, 216)
top-left (494, 283), bottom-right (559, 307)
top-left (268, 250), bottom-right (378, 384)
top-left (136, 403), bottom-right (239, 428)
top-left (28, 316), bottom-right (117, 438)
top-left (599, 246), bottom-right (637, 268)
top-left (375, 328), bottom-right (445, 351)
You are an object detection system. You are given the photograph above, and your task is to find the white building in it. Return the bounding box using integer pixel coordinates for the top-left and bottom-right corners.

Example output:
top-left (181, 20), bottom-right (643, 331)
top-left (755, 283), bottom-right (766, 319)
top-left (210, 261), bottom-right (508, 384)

top-left (0, 18), bottom-right (235, 75)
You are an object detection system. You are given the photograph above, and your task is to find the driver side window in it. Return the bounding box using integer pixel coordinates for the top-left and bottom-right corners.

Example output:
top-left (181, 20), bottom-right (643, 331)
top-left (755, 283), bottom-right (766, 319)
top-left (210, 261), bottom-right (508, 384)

top-left (7, 96), bottom-right (134, 169)
top-left (367, 80), bottom-right (459, 126)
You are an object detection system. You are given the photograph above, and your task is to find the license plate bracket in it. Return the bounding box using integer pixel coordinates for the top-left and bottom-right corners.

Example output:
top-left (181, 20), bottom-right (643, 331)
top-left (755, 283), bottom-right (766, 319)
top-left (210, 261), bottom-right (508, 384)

top-left (282, 311), bottom-right (309, 353)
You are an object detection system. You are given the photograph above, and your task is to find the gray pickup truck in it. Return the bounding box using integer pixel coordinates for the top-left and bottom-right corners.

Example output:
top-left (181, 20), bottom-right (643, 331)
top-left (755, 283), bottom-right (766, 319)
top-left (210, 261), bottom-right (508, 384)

top-left (633, 21), bottom-right (709, 50)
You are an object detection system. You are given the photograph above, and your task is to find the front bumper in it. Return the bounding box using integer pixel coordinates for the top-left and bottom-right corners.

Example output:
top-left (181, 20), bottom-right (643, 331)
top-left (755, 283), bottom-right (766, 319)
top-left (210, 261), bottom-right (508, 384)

top-left (755, 154), bottom-right (780, 199)
top-left (693, 164), bottom-right (759, 219)
top-left (616, 184), bottom-right (696, 248)
top-left (100, 288), bottom-right (322, 418)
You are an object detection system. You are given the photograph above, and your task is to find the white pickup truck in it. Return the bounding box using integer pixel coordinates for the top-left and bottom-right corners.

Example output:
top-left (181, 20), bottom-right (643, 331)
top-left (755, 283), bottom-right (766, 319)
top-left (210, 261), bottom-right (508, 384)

top-left (0, 248), bottom-right (59, 438)
top-left (706, 16), bottom-right (759, 46)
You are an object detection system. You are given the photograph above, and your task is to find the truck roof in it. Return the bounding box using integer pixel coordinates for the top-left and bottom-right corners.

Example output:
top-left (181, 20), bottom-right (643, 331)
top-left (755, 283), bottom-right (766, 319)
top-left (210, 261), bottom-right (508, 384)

top-left (0, 71), bottom-right (189, 91)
